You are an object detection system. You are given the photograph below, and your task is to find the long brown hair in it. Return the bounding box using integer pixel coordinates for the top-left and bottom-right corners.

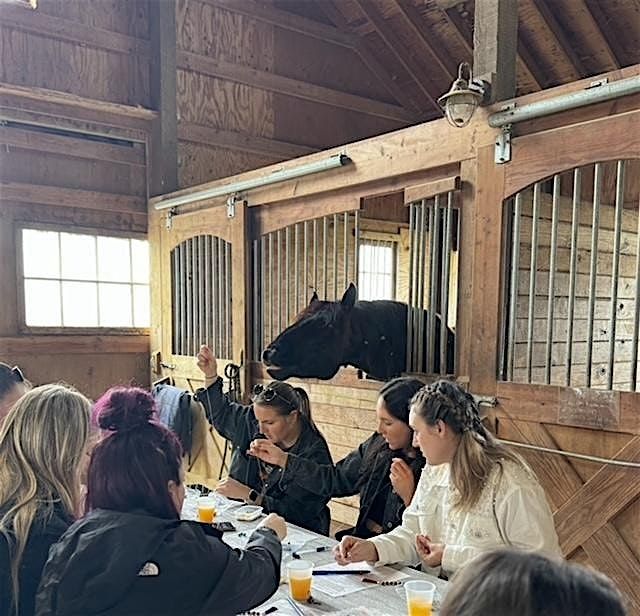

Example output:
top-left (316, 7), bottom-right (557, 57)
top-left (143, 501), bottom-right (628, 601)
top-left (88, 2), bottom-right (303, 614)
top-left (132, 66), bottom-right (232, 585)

top-left (411, 380), bottom-right (527, 510)
top-left (0, 384), bottom-right (90, 614)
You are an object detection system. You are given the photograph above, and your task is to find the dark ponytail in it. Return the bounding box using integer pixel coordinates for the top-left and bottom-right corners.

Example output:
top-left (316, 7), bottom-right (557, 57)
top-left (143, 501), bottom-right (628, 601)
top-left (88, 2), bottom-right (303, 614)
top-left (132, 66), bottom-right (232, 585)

top-left (252, 381), bottom-right (316, 429)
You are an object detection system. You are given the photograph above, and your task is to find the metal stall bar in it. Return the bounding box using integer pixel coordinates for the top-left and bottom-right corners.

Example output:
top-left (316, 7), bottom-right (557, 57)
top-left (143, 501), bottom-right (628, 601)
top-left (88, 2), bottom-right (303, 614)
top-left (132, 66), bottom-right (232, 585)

top-left (313, 218), bottom-right (319, 292)
top-left (333, 214), bottom-right (339, 298)
top-left (507, 194), bottom-right (522, 381)
top-left (608, 160), bottom-right (626, 389)
top-left (322, 216), bottom-right (328, 298)
top-left (225, 241), bottom-right (232, 360)
top-left (197, 237), bottom-right (204, 354)
top-left (171, 247), bottom-right (179, 354)
top-left (253, 239), bottom-right (259, 361)
top-left (277, 229), bottom-right (282, 334)
top-left (406, 203), bottom-right (416, 372)
top-left (343, 212), bottom-right (349, 288)
top-left (186, 239), bottom-right (195, 357)
top-left (545, 176), bottom-right (561, 384)
top-left (633, 192), bottom-right (640, 391)
top-left (285, 226), bottom-right (291, 325)
top-left (586, 163), bottom-right (602, 387)
top-left (416, 201), bottom-right (427, 371)
top-left (440, 193), bottom-right (453, 375)
top-left (260, 237), bottom-right (267, 359)
top-left (294, 223), bottom-right (300, 314)
top-left (526, 184), bottom-right (541, 383)
top-left (192, 238), bottom-right (199, 356)
top-left (565, 169), bottom-right (581, 386)
top-left (354, 210), bottom-right (360, 289)
top-left (204, 236), bottom-right (211, 350)
top-left (427, 198), bottom-right (441, 374)
top-left (268, 233), bottom-right (274, 343)
top-left (217, 237), bottom-right (224, 358)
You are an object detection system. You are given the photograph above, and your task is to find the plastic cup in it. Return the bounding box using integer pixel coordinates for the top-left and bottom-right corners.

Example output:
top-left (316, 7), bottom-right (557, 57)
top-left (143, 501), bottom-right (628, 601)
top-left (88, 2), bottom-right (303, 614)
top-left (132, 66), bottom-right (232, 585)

top-left (405, 580), bottom-right (435, 616)
top-left (196, 496), bottom-right (217, 523)
top-left (286, 559), bottom-right (313, 601)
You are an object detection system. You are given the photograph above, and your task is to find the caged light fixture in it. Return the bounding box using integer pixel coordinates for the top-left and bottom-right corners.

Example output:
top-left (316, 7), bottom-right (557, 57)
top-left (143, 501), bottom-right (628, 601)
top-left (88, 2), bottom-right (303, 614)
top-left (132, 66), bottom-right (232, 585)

top-left (438, 62), bottom-right (490, 128)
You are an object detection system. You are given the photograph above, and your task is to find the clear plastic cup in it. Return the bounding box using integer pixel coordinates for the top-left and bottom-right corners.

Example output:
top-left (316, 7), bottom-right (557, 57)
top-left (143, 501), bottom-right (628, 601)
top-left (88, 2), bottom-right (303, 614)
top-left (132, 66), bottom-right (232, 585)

top-left (196, 496), bottom-right (217, 523)
top-left (405, 580), bottom-right (435, 616)
top-left (286, 559), bottom-right (313, 601)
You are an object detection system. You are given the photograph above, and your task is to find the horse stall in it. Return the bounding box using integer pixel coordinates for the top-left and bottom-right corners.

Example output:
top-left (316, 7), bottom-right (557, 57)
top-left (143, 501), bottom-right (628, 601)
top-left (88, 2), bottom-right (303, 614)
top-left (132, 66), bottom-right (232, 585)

top-left (149, 65), bottom-right (640, 610)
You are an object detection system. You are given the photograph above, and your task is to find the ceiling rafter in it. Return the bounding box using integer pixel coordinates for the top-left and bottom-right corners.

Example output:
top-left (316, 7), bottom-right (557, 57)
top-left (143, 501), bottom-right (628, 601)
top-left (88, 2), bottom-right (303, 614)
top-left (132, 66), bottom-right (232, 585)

top-left (352, 0), bottom-right (442, 113)
top-left (582, 0), bottom-right (624, 69)
top-left (530, 0), bottom-right (585, 80)
top-left (441, 6), bottom-right (544, 91)
top-left (392, 0), bottom-right (456, 82)
top-left (315, 0), bottom-right (424, 119)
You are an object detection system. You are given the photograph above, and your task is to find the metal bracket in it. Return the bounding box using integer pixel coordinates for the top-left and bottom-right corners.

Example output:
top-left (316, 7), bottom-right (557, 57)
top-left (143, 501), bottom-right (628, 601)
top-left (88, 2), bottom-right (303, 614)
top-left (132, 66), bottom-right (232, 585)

top-left (495, 123), bottom-right (512, 164)
top-left (226, 194), bottom-right (240, 218)
top-left (165, 207), bottom-right (176, 230)
top-left (588, 77), bottom-right (608, 89)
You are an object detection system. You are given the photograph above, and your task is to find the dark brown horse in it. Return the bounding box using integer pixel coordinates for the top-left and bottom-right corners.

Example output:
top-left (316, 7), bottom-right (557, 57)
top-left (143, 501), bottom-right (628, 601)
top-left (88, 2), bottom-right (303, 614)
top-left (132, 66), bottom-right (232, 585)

top-left (262, 284), bottom-right (455, 381)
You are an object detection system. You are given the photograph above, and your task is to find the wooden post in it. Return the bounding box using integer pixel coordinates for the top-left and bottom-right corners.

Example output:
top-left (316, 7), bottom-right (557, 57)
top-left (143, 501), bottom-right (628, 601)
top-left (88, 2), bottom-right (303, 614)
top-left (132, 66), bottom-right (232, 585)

top-left (231, 201), bottom-right (253, 399)
top-left (149, 0), bottom-right (178, 196)
top-left (473, 0), bottom-right (518, 102)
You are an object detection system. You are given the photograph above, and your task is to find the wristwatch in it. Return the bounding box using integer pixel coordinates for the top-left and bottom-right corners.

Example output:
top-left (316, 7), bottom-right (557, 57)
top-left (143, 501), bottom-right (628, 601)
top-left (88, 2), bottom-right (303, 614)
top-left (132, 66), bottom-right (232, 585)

top-left (247, 489), bottom-right (259, 503)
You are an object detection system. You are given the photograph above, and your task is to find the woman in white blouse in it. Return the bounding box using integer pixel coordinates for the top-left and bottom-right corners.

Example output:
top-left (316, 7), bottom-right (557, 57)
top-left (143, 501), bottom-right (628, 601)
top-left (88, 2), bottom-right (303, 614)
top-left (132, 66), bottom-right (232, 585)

top-left (334, 380), bottom-right (561, 577)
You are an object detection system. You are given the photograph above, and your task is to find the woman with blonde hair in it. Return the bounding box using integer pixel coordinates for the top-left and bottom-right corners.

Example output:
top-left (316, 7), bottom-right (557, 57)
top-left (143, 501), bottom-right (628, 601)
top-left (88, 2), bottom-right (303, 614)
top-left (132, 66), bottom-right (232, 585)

top-left (335, 380), bottom-right (561, 578)
top-left (0, 384), bottom-right (91, 616)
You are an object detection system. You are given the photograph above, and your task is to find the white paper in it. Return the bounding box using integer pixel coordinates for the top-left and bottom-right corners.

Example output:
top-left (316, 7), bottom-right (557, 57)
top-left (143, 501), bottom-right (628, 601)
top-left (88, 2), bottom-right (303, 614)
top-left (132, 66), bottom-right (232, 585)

top-left (314, 561), bottom-right (373, 573)
top-left (312, 565), bottom-right (408, 598)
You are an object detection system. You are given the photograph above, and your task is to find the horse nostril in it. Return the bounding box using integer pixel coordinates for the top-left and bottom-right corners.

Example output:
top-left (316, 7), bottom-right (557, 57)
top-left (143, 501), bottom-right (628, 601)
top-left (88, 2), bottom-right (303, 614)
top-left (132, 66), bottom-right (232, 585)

top-left (262, 347), bottom-right (275, 363)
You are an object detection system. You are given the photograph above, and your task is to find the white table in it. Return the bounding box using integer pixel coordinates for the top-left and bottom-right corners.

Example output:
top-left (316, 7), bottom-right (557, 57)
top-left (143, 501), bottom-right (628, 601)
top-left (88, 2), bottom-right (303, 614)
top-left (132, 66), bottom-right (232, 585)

top-left (183, 494), bottom-right (448, 616)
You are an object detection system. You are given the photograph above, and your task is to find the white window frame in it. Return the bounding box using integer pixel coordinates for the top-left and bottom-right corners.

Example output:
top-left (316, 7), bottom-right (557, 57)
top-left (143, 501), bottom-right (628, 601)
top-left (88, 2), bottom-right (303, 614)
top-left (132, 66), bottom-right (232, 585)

top-left (17, 224), bottom-right (150, 334)
top-left (357, 232), bottom-right (398, 301)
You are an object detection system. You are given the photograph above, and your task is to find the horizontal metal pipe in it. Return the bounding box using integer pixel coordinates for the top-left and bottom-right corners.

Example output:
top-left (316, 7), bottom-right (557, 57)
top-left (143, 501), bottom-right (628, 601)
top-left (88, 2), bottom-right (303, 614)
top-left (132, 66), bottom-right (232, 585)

top-left (489, 76), bottom-right (640, 128)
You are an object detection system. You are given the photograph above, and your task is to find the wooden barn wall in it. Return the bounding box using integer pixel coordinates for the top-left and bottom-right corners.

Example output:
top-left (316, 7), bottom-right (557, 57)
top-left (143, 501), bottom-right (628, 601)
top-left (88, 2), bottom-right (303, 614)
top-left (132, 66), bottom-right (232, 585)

top-left (0, 0), bottom-right (153, 398)
top-left (175, 0), bottom-right (410, 188)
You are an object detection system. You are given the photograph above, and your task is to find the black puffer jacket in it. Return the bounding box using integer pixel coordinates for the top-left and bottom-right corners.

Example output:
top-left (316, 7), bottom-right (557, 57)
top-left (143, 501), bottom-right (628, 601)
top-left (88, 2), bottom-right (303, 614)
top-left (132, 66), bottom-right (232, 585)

top-left (35, 508), bottom-right (281, 616)
top-left (195, 378), bottom-right (332, 535)
top-left (284, 433), bottom-right (425, 538)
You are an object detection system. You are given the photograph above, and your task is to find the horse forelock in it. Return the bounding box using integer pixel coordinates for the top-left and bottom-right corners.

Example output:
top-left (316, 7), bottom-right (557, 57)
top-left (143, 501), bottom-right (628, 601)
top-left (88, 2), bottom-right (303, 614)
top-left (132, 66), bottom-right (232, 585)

top-left (292, 300), bottom-right (341, 327)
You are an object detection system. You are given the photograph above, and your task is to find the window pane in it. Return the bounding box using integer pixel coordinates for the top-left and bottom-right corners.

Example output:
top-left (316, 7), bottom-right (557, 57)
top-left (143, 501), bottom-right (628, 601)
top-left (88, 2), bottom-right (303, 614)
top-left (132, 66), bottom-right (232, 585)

top-left (97, 237), bottom-right (131, 283)
top-left (22, 230), bottom-right (60, 278)
top-left (62, 281), bottom-right (98, 326)
top-left (131, 240), bottom-right (149, 284)
top-left (24, 280), bottom-right (61, 326)
top-left (98, 283), bottom-right (132, 327)
top-left (358, 241), bottom-right (395, 301)
top-left (60, 233), bottom-right (97, 280)
top-left (133, 284), bottom-right (150, 327)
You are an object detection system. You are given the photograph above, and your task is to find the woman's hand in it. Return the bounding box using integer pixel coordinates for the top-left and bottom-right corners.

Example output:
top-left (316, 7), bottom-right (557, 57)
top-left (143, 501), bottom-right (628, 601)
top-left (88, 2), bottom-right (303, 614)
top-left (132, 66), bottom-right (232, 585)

top-left (333, 536), bottom-right (379, 565)
top-left (196, 345), bottom-right (218, 379)
top-left (215, 477), bottom-right (250, 501)
top-left (248, 439), bottom-right (288, 468)
top-left (415, 534), bottom-right (444, 567)
top-left (258, 513), bottom-right (287, 541)
top-left (390, 458), bottom-right (416, 507)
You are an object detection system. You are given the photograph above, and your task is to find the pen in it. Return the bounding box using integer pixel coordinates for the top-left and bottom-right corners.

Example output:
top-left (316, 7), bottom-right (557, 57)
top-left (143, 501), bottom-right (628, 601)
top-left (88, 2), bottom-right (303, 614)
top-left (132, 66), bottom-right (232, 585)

top-left (312, 570), bottom-right (371, 576)
top-left (292, 546), bottom-right (331, 558)
top-left (362, 577), bottom-right (403, 586)
top-left (285, 596), bottom-right (306, 616)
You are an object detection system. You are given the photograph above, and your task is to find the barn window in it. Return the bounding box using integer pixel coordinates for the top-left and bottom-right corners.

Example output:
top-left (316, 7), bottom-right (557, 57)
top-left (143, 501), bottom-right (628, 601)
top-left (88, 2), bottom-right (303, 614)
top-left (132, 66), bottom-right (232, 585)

top-left (357, 238), bottom-right (396, 301)
top-left (20, 228), bottom-right (150, 329)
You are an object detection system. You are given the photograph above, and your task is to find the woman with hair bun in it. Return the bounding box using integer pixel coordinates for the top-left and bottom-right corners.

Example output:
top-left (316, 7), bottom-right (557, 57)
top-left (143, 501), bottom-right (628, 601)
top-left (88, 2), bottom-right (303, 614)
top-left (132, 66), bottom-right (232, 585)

top-left (36, 386), bottom-right (285, 616)
top-left (195, 345), bottom-right (333, 535)
top-left (335, 380), bottom-right (561, 578)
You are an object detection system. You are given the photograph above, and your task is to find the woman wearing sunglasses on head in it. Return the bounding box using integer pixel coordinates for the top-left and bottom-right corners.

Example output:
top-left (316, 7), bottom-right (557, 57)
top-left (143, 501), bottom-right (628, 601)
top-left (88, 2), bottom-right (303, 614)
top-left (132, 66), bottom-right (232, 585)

top-left (0, 364), bottom-right (32, 425)
top-left (195, 345), bottom-right (333, 535)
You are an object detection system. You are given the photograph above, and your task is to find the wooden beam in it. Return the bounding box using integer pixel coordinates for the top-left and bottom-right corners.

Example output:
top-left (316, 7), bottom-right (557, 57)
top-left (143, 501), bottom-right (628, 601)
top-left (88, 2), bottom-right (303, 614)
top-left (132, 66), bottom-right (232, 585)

top-left (177, 51), bottom-right (417, 123)
top-left (0, 4), bottom-right (150, 56)
top-left (516, 36), bottom-right (546, 90)
top-left (583, 0), bottom-right (625, 68)
top-left (0, 335), bottom-right (149, 355)
top-left (178, 122), bottom-right (316, 160)
top-left (150, 0), bottom-right (178, 196)
top-left (393, 0), bottom-right (456, 81)
top-left (0, 125), bottom-right (145, 166)
top-left (316, 0), bottom-right (423, 117)
top-left (473, 0), bottom-right (518, 102)
top-left (404, 176), bottom-right (461, 204)
top-left (530, 0), bottom-right (585, 80)
top-left (198, 0), bottom-right (354, 48)
top-left (352, 0), bottom-right (441, 113)
top-left (578, 2), bottom-right (620, 70)
top-left (0, 182), bottom-right (146, 214)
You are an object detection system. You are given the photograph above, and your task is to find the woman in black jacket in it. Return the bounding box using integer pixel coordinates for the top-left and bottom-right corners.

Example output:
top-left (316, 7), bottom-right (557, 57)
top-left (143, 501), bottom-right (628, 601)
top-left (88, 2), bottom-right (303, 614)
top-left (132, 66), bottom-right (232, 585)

top-left (195, 345), bottom-right (333, 535)
top-left (249, 377), bottom-right (425, 539)
top-left (0, 384), bottom-right (91, 616)
top-left (36, 386), bottom-right (285, 616)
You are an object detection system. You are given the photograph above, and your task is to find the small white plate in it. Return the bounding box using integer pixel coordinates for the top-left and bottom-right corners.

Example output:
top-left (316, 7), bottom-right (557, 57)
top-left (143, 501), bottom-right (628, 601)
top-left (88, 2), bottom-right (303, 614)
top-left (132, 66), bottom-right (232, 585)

top-left (233, 505), bottom-right (263, 521)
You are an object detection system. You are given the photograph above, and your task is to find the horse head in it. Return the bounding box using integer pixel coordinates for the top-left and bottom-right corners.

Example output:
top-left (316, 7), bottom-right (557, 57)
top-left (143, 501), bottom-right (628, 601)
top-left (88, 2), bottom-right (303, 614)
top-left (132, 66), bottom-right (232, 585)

top-left (262, 284), bottom-right (357, 380)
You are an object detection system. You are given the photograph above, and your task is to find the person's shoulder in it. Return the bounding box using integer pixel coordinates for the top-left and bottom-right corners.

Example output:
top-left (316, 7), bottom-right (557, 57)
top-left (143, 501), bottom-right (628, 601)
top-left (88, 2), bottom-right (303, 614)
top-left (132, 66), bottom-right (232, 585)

top-left (495, 457), bottom-right (541, 491)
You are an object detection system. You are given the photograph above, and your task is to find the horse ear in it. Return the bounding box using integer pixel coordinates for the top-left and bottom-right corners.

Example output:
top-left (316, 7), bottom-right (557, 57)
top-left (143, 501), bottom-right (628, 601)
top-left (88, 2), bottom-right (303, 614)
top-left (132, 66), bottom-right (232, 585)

top-left (341, 283), bottom-right (357, 309)
top-left (309, 290), bottom-right (319, 305)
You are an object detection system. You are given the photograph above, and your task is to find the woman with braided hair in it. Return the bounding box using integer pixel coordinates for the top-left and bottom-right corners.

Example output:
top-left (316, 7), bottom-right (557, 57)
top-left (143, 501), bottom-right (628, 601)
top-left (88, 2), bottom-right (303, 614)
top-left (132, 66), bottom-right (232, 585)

top-left (334, 380), bottom-right (561, 578)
